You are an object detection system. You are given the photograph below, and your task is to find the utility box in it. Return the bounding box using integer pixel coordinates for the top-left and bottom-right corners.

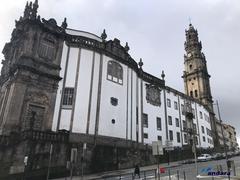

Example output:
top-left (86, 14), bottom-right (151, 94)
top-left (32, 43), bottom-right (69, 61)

top-left (227, 160), bottom-right (236, 176)
top-left (235, 167), bottom-right (240, 177)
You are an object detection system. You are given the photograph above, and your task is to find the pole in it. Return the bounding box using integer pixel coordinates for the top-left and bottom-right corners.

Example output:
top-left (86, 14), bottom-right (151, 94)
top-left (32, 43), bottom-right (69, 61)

top-left (23, 165), bottom-right (26, 180)
top-left (46, 144), bottom-right (53, 180)
top-left (193, 135), bottom-right (198, 178)
top-left (157, 144), bottom-right (160, 180)
top-left (192, 120), bottom-right (198, 178)
top-left (216, 100), bottom-right (229, 179)
top-left (23, 156), bottom-right (28, 180)
top-left (70, 163), bottom-right (73, 180)
top-left (168, 151), bottom-right (171, 180)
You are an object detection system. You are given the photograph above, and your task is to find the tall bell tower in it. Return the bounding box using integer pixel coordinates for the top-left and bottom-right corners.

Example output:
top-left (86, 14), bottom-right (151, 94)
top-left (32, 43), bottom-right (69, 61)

top-left (182, 24), bottom-right (213, 109)
top-left (182, 24), bottom-right (220, 147)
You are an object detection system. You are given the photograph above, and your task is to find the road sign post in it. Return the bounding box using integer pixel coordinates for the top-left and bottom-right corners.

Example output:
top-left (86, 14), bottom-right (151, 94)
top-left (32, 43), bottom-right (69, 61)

top-left (164, 140), bottom-right (173, 180)
top-left (70, 148), bottom-right (77, 180)
top-left (152, 141), bottom-right (163, 180)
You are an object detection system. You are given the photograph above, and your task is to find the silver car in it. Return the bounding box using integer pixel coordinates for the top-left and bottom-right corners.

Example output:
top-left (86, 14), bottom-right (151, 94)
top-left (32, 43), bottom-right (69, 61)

top-left (197, 154), bottom-right (212, 162)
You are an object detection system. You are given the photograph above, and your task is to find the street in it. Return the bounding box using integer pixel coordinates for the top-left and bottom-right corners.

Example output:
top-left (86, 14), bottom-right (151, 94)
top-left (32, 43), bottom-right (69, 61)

top-left (55, 155), bottom-right (240, 180)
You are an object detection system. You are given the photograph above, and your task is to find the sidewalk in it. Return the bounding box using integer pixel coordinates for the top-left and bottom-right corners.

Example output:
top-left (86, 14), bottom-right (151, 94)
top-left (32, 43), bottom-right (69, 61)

top-left (53, 161), bottom-right (181, 180)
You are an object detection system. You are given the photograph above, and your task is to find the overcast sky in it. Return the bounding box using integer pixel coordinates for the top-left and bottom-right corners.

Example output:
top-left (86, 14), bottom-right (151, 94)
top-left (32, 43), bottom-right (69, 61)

top-left (0, 0), bottom-right (240, 143)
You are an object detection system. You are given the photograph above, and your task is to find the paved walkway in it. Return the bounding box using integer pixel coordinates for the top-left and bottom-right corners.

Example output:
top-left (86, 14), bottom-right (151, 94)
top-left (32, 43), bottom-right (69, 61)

top-left (53, 161), bottom-right (181, 180)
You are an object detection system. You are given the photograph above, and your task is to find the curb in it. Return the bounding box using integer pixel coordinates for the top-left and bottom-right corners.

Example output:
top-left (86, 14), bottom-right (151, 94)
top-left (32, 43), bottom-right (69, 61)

top-left (82, 164), bottom-right (181, 180)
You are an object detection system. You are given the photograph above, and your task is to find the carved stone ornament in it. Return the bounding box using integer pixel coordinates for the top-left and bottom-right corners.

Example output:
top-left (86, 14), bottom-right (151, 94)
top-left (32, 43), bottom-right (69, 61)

top-left (145, 84), bottom-right (161, 106)
top-left (25, 91), bottom-right (50, 106)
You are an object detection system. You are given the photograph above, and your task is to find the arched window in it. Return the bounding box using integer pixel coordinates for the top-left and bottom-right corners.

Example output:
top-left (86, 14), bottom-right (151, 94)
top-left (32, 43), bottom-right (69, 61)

top-left (107, 60), bottom-right (123, 85)
top-left (195, 90), bottom-right (198, 97)
top-left (189, 64), bottom-right (193, 70)
top-left (190, 91), bottom-right (193, 97)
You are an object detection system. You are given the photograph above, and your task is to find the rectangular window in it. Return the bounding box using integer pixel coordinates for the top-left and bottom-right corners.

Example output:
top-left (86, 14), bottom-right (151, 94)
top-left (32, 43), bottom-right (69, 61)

top-left (204, 114), bottom-right (209, 122)
top-left (182, 120), bottom-right (187, 130)
top-left (174, 101), bottom-right (178, 110)
top-left (177, 132), bottom-right (181, 143)
top-left (193, 123), bottom-right (197, 133)
top-left (169, 130), bottom-right (173, 141)
top-left (184, 134), bottom-right (188, 143)
top-left (201, 126), bottom-right (205, 134)
top-left (206, 128), bottom-right (212, 137)
top-left (200, 111), bottom-right (203, 119)
top-left (192, 108), bottom-right (195, 118)
top-left (181, 104), bottom-right (185, 115)
top-left (195, 136), bottom-right (198, 145)
top-left (157, 135), bottom-right (162, 141)
top-left (175, 118), bottom-right (179, 127)
top-left (144, 133), bottom-right (148, 139)
top-left (203, 136), bottom-right (206, 142)
top-left (143, 113), bottom-right (148, 128)
top-left (39, 39), bottom-right (55, 60)
top-left (156, 117), bottom-right (161, 130)
top-left (167, 99), bottom-right (171, 107)
top-left (62, 87), bottom-right (74, 107)
top-left (168, 116), bottom-right (172, 125)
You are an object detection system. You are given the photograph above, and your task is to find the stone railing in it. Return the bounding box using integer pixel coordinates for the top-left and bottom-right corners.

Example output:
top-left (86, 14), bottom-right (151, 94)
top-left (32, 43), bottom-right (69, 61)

top-left (0, 130), bottom-right (69, 146)
top-left (21, 130), bottom-right (69, 142)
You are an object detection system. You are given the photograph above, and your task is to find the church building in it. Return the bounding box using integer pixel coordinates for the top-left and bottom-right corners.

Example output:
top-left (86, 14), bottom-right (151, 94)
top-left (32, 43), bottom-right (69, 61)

top-left (0, 1), bottom-right (219, 178)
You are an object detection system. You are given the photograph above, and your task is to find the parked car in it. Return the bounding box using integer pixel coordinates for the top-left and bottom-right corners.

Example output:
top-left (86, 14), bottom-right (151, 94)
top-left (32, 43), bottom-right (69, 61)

top-left (197, 154), bottom-right (212, 162)
top-left (212, 153), bottom-right (223, 160)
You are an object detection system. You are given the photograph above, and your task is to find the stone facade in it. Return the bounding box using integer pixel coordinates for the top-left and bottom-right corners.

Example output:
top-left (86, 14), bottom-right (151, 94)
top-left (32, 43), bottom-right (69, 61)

top-left (0, 0), bottom-right (65, 135)
top-left (223, 124), bottom-right (238, 150)
top-left (216, 121), bottom-right (238, 151)
top-left (0, 0), bottom-right (68, 178)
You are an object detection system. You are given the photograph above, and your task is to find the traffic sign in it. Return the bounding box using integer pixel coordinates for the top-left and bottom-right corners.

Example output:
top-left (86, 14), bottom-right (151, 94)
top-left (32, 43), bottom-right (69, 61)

top-left (165, 140), bottom-right (173, 146)
top-left (165, 146), bottom-right (174, 151)
top-left (152, 141), bottom-right (163, 155)
top-left (165, 140), bottom-right (174, 151)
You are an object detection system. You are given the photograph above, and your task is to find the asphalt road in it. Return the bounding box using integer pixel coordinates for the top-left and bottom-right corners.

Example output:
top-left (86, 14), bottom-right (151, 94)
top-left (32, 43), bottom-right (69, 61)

top-left (158, 155), bottom-right (240, 180)
top-left (102, 156), bottom-right (240, 180)
top-left (54, 156), bottom-right (240, 180)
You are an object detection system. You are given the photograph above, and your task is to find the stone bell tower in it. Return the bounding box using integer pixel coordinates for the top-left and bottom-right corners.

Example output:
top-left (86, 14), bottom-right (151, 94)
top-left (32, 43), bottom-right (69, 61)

top-left (182, 24), bottom-right (213, 110)
top-left (182, 24), bottom-right (219, 147)
top-left (0, 0), bottom-right (67, 135)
